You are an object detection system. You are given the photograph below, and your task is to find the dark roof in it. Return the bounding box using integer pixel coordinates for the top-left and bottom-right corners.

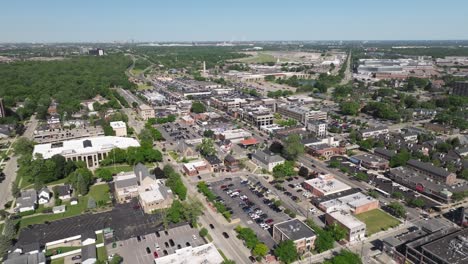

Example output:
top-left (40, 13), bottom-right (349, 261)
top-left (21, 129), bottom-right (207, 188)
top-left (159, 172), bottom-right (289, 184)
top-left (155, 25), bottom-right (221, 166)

top-left (153, 167), bottom-right (165, 179)
top-left (407, 159), bottom-right (453, 179)
top-left (81, 230), bottom-right (96, 241)
top-left (224, 154), bottom-right (238, 163)
top-left (56, 185), bottom-right (71, 196)
top-left (374, 148), bottom-right (396, 159)
top-left (274, 219), bottom-right (316, 241)
top-left (205, 155), bottom-right (222, 165)
top-left (251, 149), bottom-right (285, 165)
top-left (134, 163), bottom-right (155, 181)
top-left (81, 244), bottom-right (96, 261)
top-left (114, 176), bottom-right (138, 189)
top-left (83, 139), bottom-right (92, 148)
top-left (4, 252), bottom-right (45, 264)
top-left (21, 242), bottom-right (40, 254)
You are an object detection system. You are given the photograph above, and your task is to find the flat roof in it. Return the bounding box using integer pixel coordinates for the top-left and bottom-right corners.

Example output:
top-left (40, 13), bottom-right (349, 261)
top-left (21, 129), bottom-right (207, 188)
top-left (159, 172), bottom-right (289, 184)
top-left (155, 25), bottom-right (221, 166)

top-left (33, 136), bottom-right (140, 159)
top-left (320, 192), bottom-right (377, 212)
top-left (274, 219), bottom-right (316, 241)
top-left (421, 228), bottom-right (468, 264)
top-left (352, 154), bottom-right (387, 164)
top-left (329, 211), bottom-right (366, 230)
top-left (110, 121), bottom-right (126, 129)
top-left (183, 160), bottom-right (207, 171)
top-left (154, 243), bottom-right (224, 264)
top-left (304, 177), bottom-right (351, 196)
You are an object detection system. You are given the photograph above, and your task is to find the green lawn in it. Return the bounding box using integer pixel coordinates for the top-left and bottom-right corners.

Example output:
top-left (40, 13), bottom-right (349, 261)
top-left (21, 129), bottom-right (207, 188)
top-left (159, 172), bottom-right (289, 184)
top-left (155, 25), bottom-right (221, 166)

top-left (96, 232), bottom-right (104, 244)
top-left (46, 246), bottom-right (80, 257)
top-left (355, 209), bottom-right (400, 235)
top-left (50, 258), bottom-right (65, 264)
top-left (19, 184), bottom-right (110, 229)
top-left (138, 84), bottom-right (153, 90)
top-left (101, 164), bottom-right (133, 175)
top-left (97, 246), bottom-right (108, 261)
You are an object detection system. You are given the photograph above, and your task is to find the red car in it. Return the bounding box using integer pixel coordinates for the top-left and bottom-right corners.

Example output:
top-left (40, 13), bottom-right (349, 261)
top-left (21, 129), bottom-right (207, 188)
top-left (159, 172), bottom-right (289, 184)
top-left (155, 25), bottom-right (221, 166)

top-left (265, 219), bottom-right (274, 224)
top-left (153, 251), bottom-right (159, 258)
top-left (220, 185), bottom-right (227, 189)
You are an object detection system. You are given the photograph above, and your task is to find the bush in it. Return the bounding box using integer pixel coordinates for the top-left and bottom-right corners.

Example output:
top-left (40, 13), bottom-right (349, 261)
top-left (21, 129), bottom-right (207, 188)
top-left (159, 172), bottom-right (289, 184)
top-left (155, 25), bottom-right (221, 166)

top-left (199, 228), bottom-right (208, 237)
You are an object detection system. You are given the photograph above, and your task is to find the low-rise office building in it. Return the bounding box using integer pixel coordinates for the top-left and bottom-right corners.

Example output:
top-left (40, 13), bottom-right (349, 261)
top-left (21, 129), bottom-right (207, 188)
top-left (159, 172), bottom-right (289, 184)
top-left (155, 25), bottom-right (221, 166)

top-left (155, 243), bottom-right (224, 264)
top-left (138, 104), bottom-right (155, 120)
top-left (183, 160), bottom-right (210, 176)
top-left (358, 126), bottom-right (389, 139)
top-left (319, 192), bottom-right (379, 214)
top-left (307, 120), bottom-right (327, 138)
top-left (272, 219), bottom-right (317, 253)
top-left (277, 104), bottom-right (327, 124)
top-left (303, 174), bottom-right (351, 197)
top-left (251, 149), bottom-right (285, 172)
top-left (110, 121), bottom-right (127, 137)
top-left (325, 210), bottom-right (366, 242)
top-left (33, 136), bottom-right (140, 169)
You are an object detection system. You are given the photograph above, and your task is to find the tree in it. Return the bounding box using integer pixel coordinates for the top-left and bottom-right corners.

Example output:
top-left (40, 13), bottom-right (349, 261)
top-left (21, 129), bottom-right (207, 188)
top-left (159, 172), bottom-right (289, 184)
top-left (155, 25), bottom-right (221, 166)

top-left (461, 169), bottom-right (468, 180)
top-left (3, 219), bottom-right (17, 240)
top-left (95, 168), bottom-right (113, 181)
top-left (282, 134), bottom-right (304, 161)
top-left (221, 260), bottom-right (236, 264)
top-left (11, 181), bottom-right (20, 198)
top-left (388, 202), bottom-right (406, 218)
top-left (326, 250), bottom-right (362, 264)
top-left (0, 235), bottom-right (12, 258)
top-left (235, 226), bottom-right (259, 250)
top-left (328, 223), bottom-right (347, 241)
top-left (13, 137), bottom-right (34, 156)
top-left (191, 101), bottom-right (206, 113)
top-left (392, 192), bottom-right (404, 200)
top-left (203, 129), bottom-right (214, 138)
top-left (269, 141), bottom-right (284, 154)
top-left (274, 240), bottom-right (298, 264)
top-left (390, 149), bottom-right (411, 168)
top-left (408, 198), bottom-right (425, 208)
top-left (329, 160), bottom-right (340, 168)
top-left (68, 168), bottom-right (93, 195)
top-left (340, 101), bottom-right (360, 116)
top-left (354, 172), bottom-right (368, 182)
top-left (252, 243), bottom-right (269, 258)
top-left (273, 161), bottom-right (296, 179)
top-left (109, 254), bottom-right (123, 264)
top-left (197, 138), bottom-right (216, 157)
top-left (199, 228), bottom-right (208, 237)
top-left (298, 166), bottom-right (309, 177)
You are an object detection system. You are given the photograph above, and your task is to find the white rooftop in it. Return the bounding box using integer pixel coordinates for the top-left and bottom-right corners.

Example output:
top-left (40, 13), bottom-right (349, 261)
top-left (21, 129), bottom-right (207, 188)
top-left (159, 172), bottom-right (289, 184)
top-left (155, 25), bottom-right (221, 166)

top-left (154, 243), bottom-right (224, 264)
top-left (110, 121), bottom-right (126, 129)
top-left (139, 184), bottom-right (165, 203)
top-left (183, 160), bottom-right (207, 171)
top-left (329, 210), bottom-right (366, 230)
top-left (304, 177), bottom-right (351, 196)
top-left (33, 136), bottom-right (140, 159)
top-left (320, 192), bottom-right (377, 213)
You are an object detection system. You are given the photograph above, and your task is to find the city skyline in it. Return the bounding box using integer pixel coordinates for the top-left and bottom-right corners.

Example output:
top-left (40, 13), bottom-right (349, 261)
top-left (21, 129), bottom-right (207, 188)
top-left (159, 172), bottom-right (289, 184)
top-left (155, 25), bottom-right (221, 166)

top-left (1, 0), bottom-right (468, 43)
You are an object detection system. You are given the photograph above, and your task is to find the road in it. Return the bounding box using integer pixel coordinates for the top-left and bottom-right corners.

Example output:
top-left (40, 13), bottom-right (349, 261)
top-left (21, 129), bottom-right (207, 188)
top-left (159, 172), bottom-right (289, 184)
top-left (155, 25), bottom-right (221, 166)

top-left (0, 115), bottom-right (38, 209)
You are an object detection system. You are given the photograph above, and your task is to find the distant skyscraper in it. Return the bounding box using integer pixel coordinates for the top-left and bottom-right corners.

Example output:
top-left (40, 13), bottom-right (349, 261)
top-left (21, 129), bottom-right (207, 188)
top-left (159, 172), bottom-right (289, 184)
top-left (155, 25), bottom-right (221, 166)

top-left (0, 98), bottom-right (5, 118)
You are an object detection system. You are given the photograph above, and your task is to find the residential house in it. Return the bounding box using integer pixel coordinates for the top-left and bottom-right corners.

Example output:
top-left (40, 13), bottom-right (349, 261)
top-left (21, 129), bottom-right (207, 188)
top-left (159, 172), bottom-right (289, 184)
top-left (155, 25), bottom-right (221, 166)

top-left (81, 244), bottom-right (97, 264)
top-left (350, 154), bottom-right (390, 170)
top-left (38, 187), bottom-right (51, 205)
top-left (251, 149), bottom-right (285, 172)
top-left (15, 189), bottom-right (37, 213)
top-left (56, 185), bottom-right (72, 200)
top-left (407, 159), bottom-right (457, 185)
top-left (81, 230), bottom-right (96, 246)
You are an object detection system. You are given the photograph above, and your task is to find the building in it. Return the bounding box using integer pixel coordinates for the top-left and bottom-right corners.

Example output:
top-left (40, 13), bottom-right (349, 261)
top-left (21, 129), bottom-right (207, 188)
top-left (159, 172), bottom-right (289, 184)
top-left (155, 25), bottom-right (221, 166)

top-left (406, 159), bottom-right (457, 185)
top-left (277, 104), bottom-right (327, 124)
top-left (0, 98), bottom-right (5, 118)
top-left (216, 129), bottom-right (252, 143)
top-left (325, 210), bottom-right (366, 242)
top-left (272, 219), bottom-right (317, 253)
top-left (358, 126), bottom-right (389, 139)
top-left (4, 245), bottom-right (46, 264)
top-left (243, 110), bottom-right (274, 127)
top-left (350, 154), bottom-right (390, 170)
top-left (374, 148), bottom-right (397, 160)
top-left (224, 154), bottom-right (240, 172)
top-left (81, 244), bottom-right (97, 264)
top-left (56, 185), bottom-right (72, 200)
top-left (155, 243), bottom-right (224, 264)
top-left (38, 187), bottom-right (51, 205)
top-left (110, 121), bottom-right (127, 137)
top-left (138, 104), bottom-right (155, 120)
top-left (251, 149), bottom-right (285, 172)
top-left (307, 120), bottom-right (327, 138)
top-left (15, 189), bottom-right (37, 213)
top-left (405, 228), bottom-right (468, 264)
top-left (53, 205), bottom-right (66, 214)
top-left (205, 155), bottom-right (224, 172)
top-left (183, 160), bottom-right (210, 176)
top-left (451, 81), bottom-right (468, 97)
top-left (33, 136), bottom-right (140, 169)
top-left (319, 192), bottom-right (379, 214)
top-left (303, 174), bottom-right (351, 197)
top-left (304, 137), bottom-right (344, 160)
top-left (114, 164), bottom-right (173, 213)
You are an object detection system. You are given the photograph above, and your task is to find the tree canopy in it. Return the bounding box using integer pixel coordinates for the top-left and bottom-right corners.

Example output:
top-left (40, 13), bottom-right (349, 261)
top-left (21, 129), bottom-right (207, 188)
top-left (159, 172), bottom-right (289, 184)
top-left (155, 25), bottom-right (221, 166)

top-left (274, 240), bottom-right (298, 264)
top-left (282, 134), bottom-right (304, 161)
top-left (190, 101), bottom-right (207, 113)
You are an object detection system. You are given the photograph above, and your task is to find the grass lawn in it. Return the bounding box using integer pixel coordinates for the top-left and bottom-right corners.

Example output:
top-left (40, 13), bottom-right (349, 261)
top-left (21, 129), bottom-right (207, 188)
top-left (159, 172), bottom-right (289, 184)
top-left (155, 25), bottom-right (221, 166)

top-left (101, 164), bottom-right (133, 175)
top-left (138, 84), bottom-right (153, 90)
top-left (50, 258), bottom-right (65, 264)
top-left (131, 69), bottom-right (144, 76)
top-left (19, 184), bottom-right (110, 228)
top-left (356, 209), bottom-right (400, 236)
top-left (96, 232), bottom-right (104, 244)
top-left (97, 246), bottom-right (108, 261)
top-left (46, 246), bottom-right (80, 256)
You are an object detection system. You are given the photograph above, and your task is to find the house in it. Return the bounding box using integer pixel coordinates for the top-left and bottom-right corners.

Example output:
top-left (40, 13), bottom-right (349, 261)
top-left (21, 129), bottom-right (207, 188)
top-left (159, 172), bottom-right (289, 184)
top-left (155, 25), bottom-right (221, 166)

top-left (224, 154), bottom-right (240, 172)
top-left (205, 155), bottom-right (224, 172)
top-left (15, 189), bottom-right (37, 213)
top-left (4, 243), bottom-right (45, 264)
top-left (272, 219), bottom-right (316, 253)
top-left (81, 244), bottom-right (97, 264)
top-left (81, 230), bottom-right (96, 246)
top-left (350, 154), bottom-right (390, 170)
top-left (38, 187), bottom-right (51, 205)
top-left (114, 172), bottom-right (139, 203)
top-left (251, 149), bottom-right (285, 172)
top-left (56, 185), bottom-right (72, 200)
top-left (53, 205), bottom-right (66, 214)
top-left (70, 198), bottom-right (78, 205)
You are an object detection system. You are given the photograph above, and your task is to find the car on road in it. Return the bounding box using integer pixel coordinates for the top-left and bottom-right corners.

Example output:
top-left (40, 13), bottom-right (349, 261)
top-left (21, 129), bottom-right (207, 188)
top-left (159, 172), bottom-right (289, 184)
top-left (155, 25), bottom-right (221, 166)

top-left (222, 232), bottom-right (230, 238)
top-left (209, 224), bottom-right (215, 229)
top-left (71, 255), bottom-right (81, 260)
top-left (146, 247), bottom-right (151, 254)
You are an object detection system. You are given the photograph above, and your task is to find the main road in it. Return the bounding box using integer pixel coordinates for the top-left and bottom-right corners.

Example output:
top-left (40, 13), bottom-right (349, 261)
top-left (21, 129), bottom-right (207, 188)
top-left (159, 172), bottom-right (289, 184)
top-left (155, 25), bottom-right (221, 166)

top-left (0, 115), bottom-right (38, 209)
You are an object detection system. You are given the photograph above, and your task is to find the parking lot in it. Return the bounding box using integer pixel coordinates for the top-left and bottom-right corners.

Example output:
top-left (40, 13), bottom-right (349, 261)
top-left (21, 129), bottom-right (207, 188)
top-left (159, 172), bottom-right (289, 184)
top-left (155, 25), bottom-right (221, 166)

top-left (158, 123), bottom-right (201, 143)
top-left (210, 177), bottom-right (289, 248)
top-left (107, 224), bottom-right (204, 264)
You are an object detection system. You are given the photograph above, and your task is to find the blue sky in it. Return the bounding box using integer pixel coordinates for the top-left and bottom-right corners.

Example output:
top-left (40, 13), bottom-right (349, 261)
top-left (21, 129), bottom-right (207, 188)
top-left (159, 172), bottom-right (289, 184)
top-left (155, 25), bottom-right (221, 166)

top-left (1, 0), bottom-right (467, 42)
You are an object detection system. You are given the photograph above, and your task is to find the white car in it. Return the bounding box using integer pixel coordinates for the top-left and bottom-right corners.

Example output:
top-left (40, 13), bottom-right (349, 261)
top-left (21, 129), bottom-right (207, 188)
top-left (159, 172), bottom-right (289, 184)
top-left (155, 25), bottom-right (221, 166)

top-left (192, 235), bottom-right (197, 240)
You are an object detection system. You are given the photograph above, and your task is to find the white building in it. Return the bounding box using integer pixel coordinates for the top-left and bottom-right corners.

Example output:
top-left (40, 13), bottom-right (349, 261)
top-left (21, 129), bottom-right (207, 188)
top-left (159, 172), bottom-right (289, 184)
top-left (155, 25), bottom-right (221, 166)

top-left (110, 121), bottom-right (127, 137)
top-left (38, 187), bottom-right (51, 204)
top-left (154, 243), bottom-right (224, 264)
top-left (326, 210), bottom-right (366, 242)
top-left (307, 120), bottom-right (327, 138)
top-left (53, 205), bottom-right (66, 214)
top-left (33, 136), bottom-right (140, 169)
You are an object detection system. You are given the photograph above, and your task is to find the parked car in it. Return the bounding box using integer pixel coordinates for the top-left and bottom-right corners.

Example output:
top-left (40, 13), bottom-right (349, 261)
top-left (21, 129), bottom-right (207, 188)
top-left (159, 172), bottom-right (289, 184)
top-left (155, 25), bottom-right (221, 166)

top-left (146, 247), bottom-right (151, 254)
top-left (222, 232), bottom-right (230, 238)
top-left (209, 224), bottom-right (215, 229)
top-left (71, 255), bottom-right (81, 260)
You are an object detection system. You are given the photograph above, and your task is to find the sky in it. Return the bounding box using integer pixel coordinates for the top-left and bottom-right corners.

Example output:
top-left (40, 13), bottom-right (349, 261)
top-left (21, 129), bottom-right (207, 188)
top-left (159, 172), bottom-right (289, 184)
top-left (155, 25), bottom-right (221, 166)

top-left (1, 0), bottom-right (467, 43)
